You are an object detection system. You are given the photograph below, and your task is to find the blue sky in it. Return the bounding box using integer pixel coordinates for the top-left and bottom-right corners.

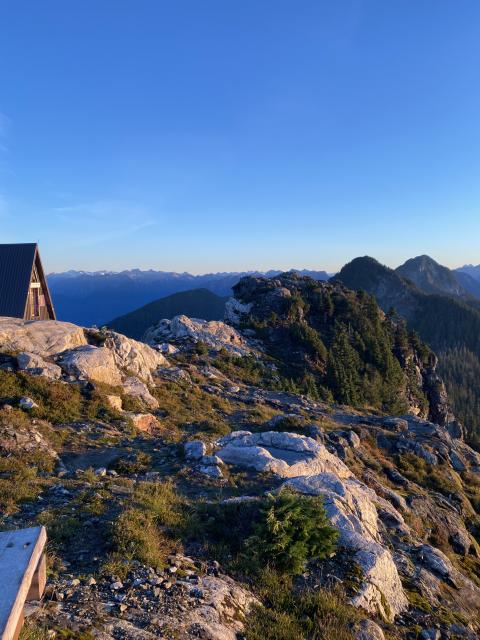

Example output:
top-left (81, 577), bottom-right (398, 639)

top-left (0, 1), bottom-right (479, 273)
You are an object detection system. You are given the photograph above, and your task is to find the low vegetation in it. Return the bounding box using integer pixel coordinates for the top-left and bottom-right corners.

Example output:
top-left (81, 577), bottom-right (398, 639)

top-left (106, 480), bottom-right (191, 575)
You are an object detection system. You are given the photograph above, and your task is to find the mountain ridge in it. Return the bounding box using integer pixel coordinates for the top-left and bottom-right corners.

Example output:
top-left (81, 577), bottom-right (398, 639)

top-left (48, 268), bottom-right (330, 326)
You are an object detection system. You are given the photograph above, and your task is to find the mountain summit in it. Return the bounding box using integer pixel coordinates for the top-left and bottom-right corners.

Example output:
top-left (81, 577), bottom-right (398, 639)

top-left (396, 254), bottom-right (480, 300)
top-left (396, 255), bottom-right (469, 298)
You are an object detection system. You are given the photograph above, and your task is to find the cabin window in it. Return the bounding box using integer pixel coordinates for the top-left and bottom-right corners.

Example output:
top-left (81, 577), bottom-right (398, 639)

top-left (32, 287), bottom-right (40, 317)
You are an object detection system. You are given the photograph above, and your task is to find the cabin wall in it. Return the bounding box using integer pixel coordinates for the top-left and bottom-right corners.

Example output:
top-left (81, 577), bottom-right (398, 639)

top-left (24, 257), bottom-right (56, 320)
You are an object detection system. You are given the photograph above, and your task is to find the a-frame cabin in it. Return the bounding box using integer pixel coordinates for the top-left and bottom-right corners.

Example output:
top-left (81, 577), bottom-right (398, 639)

top-left (0, 243), bottom-right (56, 320)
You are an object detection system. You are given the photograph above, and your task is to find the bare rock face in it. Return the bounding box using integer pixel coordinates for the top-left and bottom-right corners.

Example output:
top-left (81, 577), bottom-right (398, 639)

top-left (122, 376), bottom-right (159, 410)
top-left (0, 317), bottom-right (87, 355)
top-left (284, 473), bottom-right (409, 621)
top-left (224, 298), bottom-right (253, 326)
top-left (101, 331), bottom-right (169, 383)
top-left (217, 430), bottom-right (351, 479)
top-left (57, 345), bottom-right (123, 386)
top-left (0, 319), bottom-right (169, 389)
top-left (144, 315), bottom-right (252, 356)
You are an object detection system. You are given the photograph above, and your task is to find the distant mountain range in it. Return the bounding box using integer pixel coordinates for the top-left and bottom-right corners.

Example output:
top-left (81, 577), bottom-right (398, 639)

top-left (108, 289), bottom-right (227, 340)
top-left (47, 268), bottom-right (330, 327)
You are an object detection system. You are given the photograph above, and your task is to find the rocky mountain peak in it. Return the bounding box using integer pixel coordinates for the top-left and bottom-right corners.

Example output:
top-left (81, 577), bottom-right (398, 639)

top-left (396, 255), bottom-right (469, 298)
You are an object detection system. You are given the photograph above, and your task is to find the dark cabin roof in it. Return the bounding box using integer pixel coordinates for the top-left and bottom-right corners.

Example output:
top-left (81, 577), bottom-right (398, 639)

top-left (0, 243), bottom-right (38, 318)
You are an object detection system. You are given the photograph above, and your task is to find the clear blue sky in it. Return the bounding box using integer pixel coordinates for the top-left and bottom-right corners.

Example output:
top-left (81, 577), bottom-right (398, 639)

top-left (0, 1), bottom-right (479, 273)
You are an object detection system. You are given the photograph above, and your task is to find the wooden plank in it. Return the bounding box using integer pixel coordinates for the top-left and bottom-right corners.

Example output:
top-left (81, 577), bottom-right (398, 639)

top-left (0, 526), bottom-right (47, 640)
top-left (27, 553), bottom-right (46, 601)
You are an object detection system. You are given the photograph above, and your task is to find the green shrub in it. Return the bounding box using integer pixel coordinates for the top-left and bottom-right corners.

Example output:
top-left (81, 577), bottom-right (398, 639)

top-left (197, 490), bottom-right (338, 577)
top-left (247, 490), bottom-right (338, 575)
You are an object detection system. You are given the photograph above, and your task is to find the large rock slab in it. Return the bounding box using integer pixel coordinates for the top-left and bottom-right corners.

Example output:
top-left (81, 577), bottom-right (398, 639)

top-left (217, 431), bottom-right (351, 479)
top-left (57, 345), bottom-right (123, 385)
top-left (284, 473), bottom-right (409, 621)
top-left (0, 318), bottom-right (87, 356)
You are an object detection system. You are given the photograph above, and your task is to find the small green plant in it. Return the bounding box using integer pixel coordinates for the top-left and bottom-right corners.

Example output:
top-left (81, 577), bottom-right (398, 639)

top-left (197, 490), bottom-right (337, 577)
top-left (246, 490), bottom-right (338, 575)
top-left (19, 622), bottom-right (51, 640)
top-left (114, 451), bottom-right (152, 474)
top-left (106, 480), bottom-right (191, 572)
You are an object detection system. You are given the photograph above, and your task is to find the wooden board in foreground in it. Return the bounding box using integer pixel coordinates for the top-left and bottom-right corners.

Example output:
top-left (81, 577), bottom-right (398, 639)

top-left (0, 526), bottom-right (47, 640)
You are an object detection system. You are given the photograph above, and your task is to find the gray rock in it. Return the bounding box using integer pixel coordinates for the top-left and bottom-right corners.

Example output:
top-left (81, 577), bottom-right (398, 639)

top-left (122, 376), bottom-right (159, 410)
top-left (0, 317), bottom-right (87, 356)
top-left (217, 431), bottom-right (351, 479)
top-left (201, 455), bottom-right (224, 466)
top-left (16, 351), bottom-right (62, 379)
top-left (185, 440), bottom-right (207, 460)
top-left (144, 315), bottom-right (252, 356)
top-left (199, 465), bottom-right (224, 479)
top-left (57, 345), bottom-right (123, 385)
top-left (284, 473), bottom-right (409, 621)
top-left (449, 450), bottom-right (466, 472)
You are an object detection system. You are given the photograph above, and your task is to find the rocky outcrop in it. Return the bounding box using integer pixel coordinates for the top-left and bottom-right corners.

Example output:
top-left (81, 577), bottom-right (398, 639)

top-left (144, 315), bottom-right (252, 356)
top-left (217, 430), bottom-right (351, 479)
top-left (0, 317), bottom-right (87, 355)
top-left (98, 331), bottom-right (168, 383)
top-left (57, 345), bottom-right (123, 385)
top-left (0, 319), bottom-right (169, 392)
top-left (284, 473), bottom-right (409, 621)
top-left (224, 298), bottom-right (253, 326)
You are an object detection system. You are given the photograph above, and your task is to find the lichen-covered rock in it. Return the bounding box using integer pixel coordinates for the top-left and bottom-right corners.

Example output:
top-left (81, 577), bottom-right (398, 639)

top-left (144, 315), bottom-right (252, 356)
top-left (0, 317), bottom-right (87, 355)
top-left (217, 430), bottom-right (351, 479)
